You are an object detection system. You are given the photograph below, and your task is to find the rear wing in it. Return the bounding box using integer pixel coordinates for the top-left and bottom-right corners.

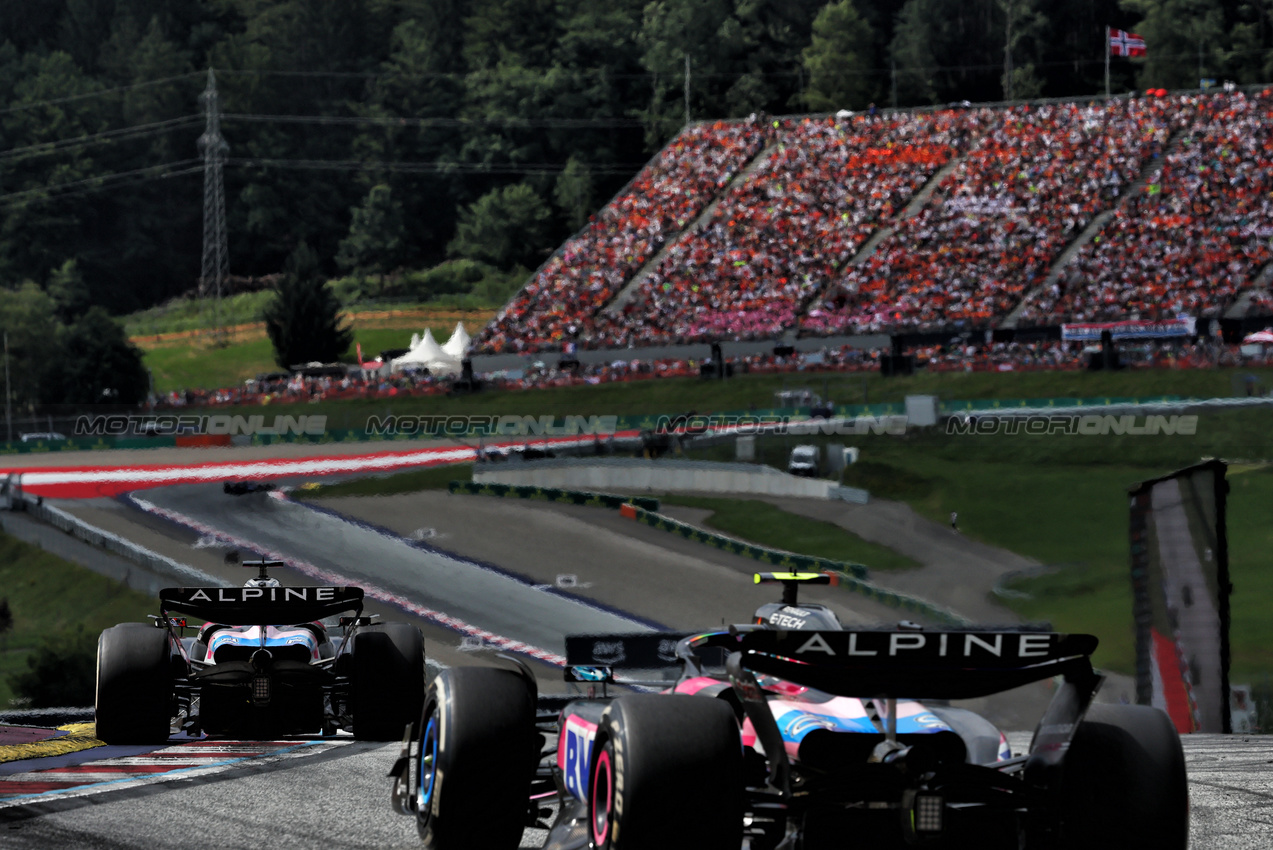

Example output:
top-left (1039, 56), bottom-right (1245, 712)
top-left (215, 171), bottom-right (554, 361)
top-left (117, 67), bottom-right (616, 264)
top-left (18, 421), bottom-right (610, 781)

top-left (735, 629), bottom-right (1098, 700)
top-left (159, 586), bottom-right (364, 625)
top-left (754, 572), bottom-right (830, 606)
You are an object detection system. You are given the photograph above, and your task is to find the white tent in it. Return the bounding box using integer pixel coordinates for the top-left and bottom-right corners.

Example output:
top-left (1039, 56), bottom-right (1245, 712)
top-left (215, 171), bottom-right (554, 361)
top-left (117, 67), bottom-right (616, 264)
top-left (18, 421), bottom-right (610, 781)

top-left (442, 321), bottom-right (472, 360)
top-left (391, 328), bottom-right (461, 375)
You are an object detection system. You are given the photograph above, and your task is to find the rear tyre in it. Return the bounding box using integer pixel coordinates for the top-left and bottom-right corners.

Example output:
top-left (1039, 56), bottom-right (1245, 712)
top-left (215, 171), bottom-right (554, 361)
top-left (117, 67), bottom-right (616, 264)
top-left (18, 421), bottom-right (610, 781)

top-left (588, 694), bottom-right (743, 850)
top-left (1058, 703), bottom-right (1188, 849)
top-left (352, 623), bottom-right (426, 741)
top-left (415, 666), bottom-right (537, 850)
top-left (95, 624), bottom-right (173, 745)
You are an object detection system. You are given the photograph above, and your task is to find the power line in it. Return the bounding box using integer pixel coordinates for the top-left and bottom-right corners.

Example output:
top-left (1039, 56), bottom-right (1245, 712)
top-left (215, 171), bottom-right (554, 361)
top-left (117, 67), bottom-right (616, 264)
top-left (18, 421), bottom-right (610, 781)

top-left (222, 112), bottom-right (644, 129)
top-left (0, 72), bottom-right (202, 116)
top-left (228, 156), bottom-right (644, 175)
top-left (0, 159), bottom-right (203, 208)
top-left (0, 115), bottom-right (202, 163)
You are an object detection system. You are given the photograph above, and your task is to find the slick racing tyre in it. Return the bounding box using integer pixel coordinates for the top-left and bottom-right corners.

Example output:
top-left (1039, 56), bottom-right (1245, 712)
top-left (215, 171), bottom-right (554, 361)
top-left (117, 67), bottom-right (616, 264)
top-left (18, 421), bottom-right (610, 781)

top-left (415, 666), bottom-right (537, 850)
top-left (95, 623), bottom-right (173, 745)
top-left (1057, 703), bottom-right (1188, 850)
top-left (351, 623), bottom-right (426, 741)
top-left (588, 694), bottom-right (743, 850)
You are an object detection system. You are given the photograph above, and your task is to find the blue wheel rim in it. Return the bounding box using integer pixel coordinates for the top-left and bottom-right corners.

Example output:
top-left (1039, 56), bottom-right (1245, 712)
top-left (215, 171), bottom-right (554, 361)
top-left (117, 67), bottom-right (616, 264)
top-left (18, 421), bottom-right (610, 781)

top-left (417, 715), bottom-right (439, 816)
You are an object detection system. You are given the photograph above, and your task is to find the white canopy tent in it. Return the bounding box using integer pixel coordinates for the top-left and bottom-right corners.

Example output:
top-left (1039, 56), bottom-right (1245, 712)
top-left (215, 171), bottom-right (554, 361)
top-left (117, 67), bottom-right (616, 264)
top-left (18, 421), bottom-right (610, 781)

top-left (441, 321), bottom-right (472, 360)
top-left (390, 328), bottom-right (462, 375)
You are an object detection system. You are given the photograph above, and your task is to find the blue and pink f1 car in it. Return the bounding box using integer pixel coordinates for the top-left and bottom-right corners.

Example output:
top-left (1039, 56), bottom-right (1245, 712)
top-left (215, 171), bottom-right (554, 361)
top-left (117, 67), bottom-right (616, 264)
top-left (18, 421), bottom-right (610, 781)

top-left (389, 573), bottom-right (1187, 850)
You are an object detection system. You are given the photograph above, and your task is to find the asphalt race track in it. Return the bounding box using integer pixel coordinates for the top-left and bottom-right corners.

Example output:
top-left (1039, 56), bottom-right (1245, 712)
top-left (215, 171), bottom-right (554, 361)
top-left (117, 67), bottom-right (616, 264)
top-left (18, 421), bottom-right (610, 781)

top-left (2, 732), bottom-right (1269, 848)
top-left (1, 477), bottom-right (1270, 847)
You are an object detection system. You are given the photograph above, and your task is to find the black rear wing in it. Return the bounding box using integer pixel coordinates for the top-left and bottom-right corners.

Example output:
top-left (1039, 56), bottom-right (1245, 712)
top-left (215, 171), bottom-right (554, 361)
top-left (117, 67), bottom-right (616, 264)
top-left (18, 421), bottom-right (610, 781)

top-left (735, 629), bottom-right (1098, 699)
top-left (160, 586), bottom-right (364, 625)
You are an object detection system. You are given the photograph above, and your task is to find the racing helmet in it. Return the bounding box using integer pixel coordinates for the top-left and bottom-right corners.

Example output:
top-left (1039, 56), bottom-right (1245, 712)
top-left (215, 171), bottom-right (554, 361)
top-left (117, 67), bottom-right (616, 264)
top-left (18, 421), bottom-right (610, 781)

top-left (244, 576), bottom-right (281, 588)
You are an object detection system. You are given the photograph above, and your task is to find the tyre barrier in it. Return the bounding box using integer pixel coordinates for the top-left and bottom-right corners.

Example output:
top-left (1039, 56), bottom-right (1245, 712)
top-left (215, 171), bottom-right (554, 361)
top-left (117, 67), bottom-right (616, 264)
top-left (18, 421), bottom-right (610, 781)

top-left (447, 479), bottom-right (660, 513)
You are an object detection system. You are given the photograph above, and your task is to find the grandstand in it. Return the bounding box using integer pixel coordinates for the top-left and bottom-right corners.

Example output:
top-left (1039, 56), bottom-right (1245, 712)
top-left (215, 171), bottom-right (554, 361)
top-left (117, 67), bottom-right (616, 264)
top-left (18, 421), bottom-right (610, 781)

top-left (478, 90), bottom-right (1273, 355)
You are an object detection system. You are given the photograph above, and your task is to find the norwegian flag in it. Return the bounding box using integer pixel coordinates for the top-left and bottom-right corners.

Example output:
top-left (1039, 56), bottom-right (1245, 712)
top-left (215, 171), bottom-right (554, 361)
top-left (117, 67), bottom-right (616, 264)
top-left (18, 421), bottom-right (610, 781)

top-left (1109, 28), bottom-right (1146, 57)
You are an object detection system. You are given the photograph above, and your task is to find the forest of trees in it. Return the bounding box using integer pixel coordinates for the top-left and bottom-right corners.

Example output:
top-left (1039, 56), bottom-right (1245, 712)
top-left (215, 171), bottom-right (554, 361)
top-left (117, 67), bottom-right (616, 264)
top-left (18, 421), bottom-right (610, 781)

top-left (2, 0), bottom-right (1272, 328)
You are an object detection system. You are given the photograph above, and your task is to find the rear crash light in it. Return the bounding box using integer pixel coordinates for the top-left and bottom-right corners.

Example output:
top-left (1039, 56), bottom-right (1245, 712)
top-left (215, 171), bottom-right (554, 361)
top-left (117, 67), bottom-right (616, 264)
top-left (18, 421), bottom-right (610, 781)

top-left (252, 675), bottom-right (271, 706)
top-left (913, 794), bottom-right (943, 834)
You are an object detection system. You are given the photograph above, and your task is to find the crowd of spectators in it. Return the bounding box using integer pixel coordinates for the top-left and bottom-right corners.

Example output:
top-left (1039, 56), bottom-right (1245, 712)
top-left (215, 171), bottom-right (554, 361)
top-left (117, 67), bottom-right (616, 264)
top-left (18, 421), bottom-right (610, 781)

top-left (468, 91), bottom-right (1273, 356)
top-left (476, 118), bottom-right (767, 354)
top-left (1018, 91), bottom-right (1273, 325)
top-left (589, 109), bottom-right (984, 346)
top-left (471, 91), bottom-right (1273, 357)
top-left (804, 96), bottom-right (1183, 334)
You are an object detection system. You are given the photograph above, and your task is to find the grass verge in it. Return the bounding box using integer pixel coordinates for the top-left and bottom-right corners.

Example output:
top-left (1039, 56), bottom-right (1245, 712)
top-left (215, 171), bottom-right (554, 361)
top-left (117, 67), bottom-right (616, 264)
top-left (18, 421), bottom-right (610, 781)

top-left (294, 463), bottom-right (473, 499)
top-left (660, 495), bottom-right (921, 572)
top-left (0, 532), bottom-right (160, 709)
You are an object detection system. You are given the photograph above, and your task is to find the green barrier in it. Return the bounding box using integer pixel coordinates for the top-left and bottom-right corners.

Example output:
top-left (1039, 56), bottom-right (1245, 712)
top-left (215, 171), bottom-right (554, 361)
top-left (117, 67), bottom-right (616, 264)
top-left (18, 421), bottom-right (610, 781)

top-left (448, 480), bottom-right (659, 512)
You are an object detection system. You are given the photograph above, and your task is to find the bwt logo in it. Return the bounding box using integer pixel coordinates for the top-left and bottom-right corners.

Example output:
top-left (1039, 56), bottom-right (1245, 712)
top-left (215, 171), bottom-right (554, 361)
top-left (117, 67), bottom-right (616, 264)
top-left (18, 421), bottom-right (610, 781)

top-left (74, 414), bottom-right (327, 437)
top-left (591, 641), bottom-right (627, 665)
top-left (945, 414), bottom-right (1199, 437)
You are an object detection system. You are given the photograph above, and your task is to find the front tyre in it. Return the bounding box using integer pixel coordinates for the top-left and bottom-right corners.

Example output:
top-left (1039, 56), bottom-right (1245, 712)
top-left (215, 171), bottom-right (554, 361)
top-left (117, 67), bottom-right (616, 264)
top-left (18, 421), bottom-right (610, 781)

top-left (95, 624), bottom-right (173, 745)
top-left (588, 694), bottom-right (742, 850)
top-left (1058, 703), bottom-right (1188, 849)
top-left (415, 666), bottom-right (536, 850)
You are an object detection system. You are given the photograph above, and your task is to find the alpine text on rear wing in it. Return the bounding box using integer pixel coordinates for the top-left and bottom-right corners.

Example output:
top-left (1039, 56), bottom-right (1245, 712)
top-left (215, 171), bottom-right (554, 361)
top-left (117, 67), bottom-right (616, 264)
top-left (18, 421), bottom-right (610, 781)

top-left (159, 586), bottom-right (365, 625)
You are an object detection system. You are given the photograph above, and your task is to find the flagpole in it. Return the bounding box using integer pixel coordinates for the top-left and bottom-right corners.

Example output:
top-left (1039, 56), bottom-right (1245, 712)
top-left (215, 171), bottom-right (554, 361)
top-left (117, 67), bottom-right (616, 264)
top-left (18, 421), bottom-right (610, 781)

top-left (1105, 26), bottom-right (1110, 99)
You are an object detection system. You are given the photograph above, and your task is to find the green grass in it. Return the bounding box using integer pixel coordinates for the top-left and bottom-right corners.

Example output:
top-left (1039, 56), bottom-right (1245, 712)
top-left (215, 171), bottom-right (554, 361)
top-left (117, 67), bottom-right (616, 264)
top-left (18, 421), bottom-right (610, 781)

top-left (143, 336), bottom-right (282, 394)
top-left (296, 463), bottom-right (472, 499)
top-left (0, 532), bottom-right (161, 708)
top-left (125, 291), bottom-right (505, 339)
top-left (125, 292), bottom-right (275, 336)
top-left (660, 495), bottom-right (921, 571)
top-left (140, 323), bottom-right (484, 394)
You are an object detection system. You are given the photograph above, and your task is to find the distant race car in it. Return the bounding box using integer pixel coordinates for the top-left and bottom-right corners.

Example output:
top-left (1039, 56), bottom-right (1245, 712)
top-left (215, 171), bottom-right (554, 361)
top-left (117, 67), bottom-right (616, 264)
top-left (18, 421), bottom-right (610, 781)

top-left (223, 480), bottom-right (277, 495)
top-left (95, 560), bottom-right (424, 743)
top-left (389, 572), bottom-right (1187, 850)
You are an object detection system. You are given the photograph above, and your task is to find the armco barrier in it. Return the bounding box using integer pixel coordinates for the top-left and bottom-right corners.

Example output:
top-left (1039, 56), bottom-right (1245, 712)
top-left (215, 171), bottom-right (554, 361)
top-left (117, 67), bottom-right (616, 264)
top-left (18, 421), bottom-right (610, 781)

top-left (447, 480), bottom-right (660, 513)
top-left (623, 506), bottom-right (969, 627)
top-left (15, 496), bottom-right (223, 588)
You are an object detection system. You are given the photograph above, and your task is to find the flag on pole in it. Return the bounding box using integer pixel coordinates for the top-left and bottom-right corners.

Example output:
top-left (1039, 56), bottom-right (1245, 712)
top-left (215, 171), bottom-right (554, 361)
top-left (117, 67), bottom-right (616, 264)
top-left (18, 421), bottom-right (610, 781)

top-left (1109, 29), bottom-right (1146, 57)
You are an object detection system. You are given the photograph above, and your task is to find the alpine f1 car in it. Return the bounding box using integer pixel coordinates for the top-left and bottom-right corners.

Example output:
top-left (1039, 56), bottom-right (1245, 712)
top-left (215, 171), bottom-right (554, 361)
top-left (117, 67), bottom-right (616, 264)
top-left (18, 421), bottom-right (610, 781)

top-left (223, 480), bottom-right (278, 495)
top-left (389, 572), bottom-right (1187, 849)
top-left (95, 561), bottom-right (425, 743)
